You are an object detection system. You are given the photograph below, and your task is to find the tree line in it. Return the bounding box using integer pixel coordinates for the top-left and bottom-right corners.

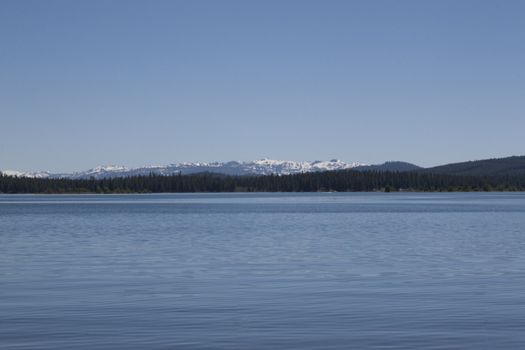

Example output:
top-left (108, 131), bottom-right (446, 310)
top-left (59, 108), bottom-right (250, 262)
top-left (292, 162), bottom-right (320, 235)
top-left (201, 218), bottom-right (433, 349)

top-left (1, 170), bottom-right (525, 193)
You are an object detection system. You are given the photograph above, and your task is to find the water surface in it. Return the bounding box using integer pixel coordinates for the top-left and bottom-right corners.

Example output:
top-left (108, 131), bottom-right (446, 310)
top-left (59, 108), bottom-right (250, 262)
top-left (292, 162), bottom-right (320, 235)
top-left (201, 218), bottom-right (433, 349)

top-left (1, 193), bottom-right (525, 349)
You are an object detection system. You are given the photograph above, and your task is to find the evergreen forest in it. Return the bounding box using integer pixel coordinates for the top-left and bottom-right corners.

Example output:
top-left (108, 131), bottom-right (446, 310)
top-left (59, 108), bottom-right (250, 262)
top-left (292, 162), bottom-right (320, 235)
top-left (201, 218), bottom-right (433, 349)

top-left (1, 170), bottom-right (525, 193)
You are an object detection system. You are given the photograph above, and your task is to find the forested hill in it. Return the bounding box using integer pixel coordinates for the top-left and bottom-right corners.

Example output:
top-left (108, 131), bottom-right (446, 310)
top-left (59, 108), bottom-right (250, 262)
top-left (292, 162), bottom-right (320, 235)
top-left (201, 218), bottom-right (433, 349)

top-left (1, 170), bottom-right (525, 193)
top-left (421, 156), bottom-right (525, 176)
top-left (354, 161), bottom-right (422, 172)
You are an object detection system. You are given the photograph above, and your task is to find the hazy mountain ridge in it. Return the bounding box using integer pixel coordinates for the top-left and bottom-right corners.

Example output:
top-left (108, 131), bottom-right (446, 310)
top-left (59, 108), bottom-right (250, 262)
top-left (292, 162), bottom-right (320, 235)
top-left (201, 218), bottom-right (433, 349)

top-left (420, 156), bottom-right (525, 176)
top-left (4, 156), bottom-right (525, 179)
top-left (354, 161), bottom-right (422, 172)
top-left (1, 159), bottom-right (366, 179)
top-left (0, 170), bottom-right (52, 178)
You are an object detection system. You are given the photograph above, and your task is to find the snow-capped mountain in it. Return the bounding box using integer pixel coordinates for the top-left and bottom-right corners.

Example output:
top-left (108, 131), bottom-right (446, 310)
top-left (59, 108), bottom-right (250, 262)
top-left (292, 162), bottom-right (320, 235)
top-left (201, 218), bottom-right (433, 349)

top-left (1, 159), bottom-right (366, 179)
top-left (68, 165), bottom-right (130, 179)
top-left (0, 170), bottom-right (53, 178)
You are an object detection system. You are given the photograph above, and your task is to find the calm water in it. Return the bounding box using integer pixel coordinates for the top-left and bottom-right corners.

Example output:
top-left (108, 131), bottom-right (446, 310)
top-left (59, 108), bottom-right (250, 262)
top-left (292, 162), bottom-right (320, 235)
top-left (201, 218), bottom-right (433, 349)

top-left (1, 193), bottom-right (525, 349)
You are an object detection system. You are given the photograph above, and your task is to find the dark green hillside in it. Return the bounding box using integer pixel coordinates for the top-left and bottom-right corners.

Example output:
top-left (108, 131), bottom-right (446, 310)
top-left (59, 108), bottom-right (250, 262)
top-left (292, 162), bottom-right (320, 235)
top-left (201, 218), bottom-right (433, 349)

top-left (355, 161), bottom-right (422, 172)
top-left (422, 156), bottom-right (525, 176)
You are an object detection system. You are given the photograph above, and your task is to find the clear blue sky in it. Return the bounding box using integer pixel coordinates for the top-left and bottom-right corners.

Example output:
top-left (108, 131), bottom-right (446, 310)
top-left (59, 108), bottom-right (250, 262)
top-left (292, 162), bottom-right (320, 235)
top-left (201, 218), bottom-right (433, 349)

top-left (1, 0), bottom-right (524, 172)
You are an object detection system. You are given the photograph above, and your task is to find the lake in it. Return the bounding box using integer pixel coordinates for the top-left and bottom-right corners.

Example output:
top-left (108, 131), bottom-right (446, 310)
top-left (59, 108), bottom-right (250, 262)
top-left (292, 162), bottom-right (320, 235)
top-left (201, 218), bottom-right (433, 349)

top-left (1, 193), bottom-right (525, 349)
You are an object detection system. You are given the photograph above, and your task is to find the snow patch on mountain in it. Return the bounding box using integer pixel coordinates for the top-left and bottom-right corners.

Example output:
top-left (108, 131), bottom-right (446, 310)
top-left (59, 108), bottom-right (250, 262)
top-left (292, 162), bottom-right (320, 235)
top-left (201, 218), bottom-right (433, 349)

top-left (2, 159), bottom-right (367, 179)
top-left (0, 170), bottom-right (52, 178)
top-left (67, 165), bottom-right (129, 179)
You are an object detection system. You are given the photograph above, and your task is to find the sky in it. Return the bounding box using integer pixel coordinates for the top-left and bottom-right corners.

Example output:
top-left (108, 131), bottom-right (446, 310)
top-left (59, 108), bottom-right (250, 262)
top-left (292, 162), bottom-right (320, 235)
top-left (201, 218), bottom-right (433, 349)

top-left (1, 0), bottom-right (524, 172)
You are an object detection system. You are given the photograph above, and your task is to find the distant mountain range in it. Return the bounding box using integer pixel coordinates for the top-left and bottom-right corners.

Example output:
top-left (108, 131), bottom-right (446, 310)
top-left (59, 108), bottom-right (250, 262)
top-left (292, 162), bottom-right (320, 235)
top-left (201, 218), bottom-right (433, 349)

top-left (0, 159), bottom-right (366, 179)
top-left (3, 156), bottom-right (525, 179)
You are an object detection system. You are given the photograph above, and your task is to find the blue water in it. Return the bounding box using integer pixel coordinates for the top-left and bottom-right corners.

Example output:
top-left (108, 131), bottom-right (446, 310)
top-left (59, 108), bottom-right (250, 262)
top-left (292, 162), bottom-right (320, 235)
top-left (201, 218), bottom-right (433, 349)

top-left (1, 193), bottom-right (525, 349)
